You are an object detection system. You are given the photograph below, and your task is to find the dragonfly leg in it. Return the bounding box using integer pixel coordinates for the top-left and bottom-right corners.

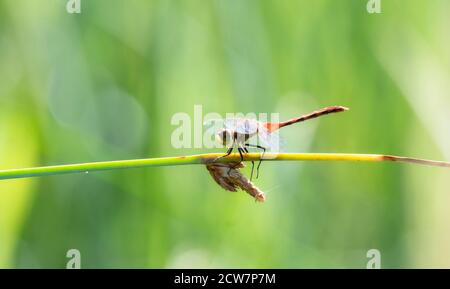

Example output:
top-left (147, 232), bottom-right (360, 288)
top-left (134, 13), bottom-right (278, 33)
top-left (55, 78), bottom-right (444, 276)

top-left (227, 147), bottom-right (245, 175)
top-left (214, 146), bottom-right (235, 177)
top-left (214, 146), bottom-right (233, 162)
top-left (237, 147), bottom-right (245, 162)
top-left (245, 144), bottom-right (266, 179)
top-left (243, 146), bottom-right (255, 181)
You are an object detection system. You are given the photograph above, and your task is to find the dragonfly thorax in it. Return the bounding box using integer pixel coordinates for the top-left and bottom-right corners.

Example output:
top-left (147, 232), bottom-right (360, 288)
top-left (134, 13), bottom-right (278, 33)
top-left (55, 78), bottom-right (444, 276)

top-left (216, 128), bottom-right (254, 147)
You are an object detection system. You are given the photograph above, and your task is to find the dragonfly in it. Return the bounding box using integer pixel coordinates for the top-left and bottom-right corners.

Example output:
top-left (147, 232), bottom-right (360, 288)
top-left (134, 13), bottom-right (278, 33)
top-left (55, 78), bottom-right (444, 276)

top-left (206, 106), bottom-right (349, 180)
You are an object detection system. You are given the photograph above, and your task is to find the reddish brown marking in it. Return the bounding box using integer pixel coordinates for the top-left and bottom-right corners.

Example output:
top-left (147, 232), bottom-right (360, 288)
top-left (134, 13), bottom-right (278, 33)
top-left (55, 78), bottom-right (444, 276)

top-left (263, 106), bottom-right (349, 133)
top-left (382, 155), bottom-right (397, 162)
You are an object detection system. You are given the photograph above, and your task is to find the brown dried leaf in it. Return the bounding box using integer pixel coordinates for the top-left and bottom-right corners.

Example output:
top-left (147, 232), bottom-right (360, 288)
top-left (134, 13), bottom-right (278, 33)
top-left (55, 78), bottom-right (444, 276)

top-left (206, 162), bottom-right (266, 202)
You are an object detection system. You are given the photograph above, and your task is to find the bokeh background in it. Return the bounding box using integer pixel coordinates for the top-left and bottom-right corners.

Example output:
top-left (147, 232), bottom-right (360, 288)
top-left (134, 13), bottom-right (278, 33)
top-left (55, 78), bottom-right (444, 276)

top-left (0, 0), bottom-right (449, 268)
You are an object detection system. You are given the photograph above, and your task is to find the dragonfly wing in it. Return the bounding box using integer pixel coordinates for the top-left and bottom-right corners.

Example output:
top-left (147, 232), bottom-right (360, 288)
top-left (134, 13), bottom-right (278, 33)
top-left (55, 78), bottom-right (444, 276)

top-left (254, 125), bottom-right (284, 152)
top-left (224, 118), bottom-right (259, 135)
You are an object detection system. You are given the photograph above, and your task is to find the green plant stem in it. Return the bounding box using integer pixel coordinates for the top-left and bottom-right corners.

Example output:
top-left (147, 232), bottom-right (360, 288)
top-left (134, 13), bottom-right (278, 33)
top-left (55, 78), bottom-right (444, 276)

top-left (0, 153), bottom-right (448, 181)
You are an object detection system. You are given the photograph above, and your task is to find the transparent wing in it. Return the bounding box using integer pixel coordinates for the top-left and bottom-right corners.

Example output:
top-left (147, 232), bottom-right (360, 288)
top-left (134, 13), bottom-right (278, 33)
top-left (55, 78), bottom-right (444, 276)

top-left (248, 125), bottom-right (285, 152)
top-left (224, 118), bottom-right (259, 135)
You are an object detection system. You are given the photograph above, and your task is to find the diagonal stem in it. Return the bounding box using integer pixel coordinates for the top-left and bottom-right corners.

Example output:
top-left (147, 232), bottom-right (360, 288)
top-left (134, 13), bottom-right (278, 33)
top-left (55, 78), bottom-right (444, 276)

top-left (0, 153), bottom-right (448, 181)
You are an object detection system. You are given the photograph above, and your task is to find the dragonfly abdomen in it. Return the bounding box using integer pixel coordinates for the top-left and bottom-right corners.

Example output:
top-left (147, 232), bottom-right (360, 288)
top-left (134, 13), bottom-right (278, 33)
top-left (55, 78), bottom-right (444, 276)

top-left (263, 106), bottom-right (349, 132)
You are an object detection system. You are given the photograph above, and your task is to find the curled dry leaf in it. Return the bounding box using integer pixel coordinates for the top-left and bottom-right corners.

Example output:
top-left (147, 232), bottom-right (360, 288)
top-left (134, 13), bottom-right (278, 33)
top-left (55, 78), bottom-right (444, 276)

top-left (206, 162), bottom-right (266, 202)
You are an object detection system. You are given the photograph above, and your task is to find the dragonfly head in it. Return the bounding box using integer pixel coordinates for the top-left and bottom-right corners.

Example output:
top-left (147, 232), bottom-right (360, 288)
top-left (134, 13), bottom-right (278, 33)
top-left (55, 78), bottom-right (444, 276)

top-left (216, 128), bottom-right (234, 147)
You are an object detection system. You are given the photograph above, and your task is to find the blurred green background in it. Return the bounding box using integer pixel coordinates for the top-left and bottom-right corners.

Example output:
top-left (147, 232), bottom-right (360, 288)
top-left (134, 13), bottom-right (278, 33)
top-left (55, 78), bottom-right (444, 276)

top-left (0, 0), bottom-right (449, 268)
